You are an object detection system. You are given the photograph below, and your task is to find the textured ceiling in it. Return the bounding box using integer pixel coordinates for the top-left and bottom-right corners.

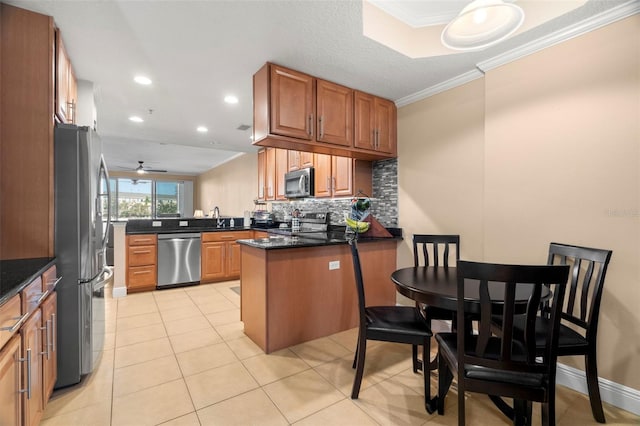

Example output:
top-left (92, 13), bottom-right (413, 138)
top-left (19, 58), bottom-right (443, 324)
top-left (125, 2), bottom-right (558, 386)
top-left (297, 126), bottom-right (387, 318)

top-left (6, 0), bottom-right (634, 175)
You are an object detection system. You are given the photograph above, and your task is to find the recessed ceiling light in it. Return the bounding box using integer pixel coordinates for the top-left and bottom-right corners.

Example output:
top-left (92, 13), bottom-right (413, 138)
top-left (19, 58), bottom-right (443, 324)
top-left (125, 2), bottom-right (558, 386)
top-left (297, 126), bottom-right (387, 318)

top-left (134, 75), bottom-right (152, 85)
top-left (197, 126), bottom-right (208, 133)
top-left (129, 116), bottom-right (144, 123)
top-left (224, 95), bottom-right (239, 104)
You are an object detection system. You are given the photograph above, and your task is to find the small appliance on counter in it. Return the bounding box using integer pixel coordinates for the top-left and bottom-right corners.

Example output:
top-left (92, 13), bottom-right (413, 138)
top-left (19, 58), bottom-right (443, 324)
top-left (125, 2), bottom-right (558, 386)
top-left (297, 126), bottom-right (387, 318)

top-left (252, 210), bottom-right (277, 228)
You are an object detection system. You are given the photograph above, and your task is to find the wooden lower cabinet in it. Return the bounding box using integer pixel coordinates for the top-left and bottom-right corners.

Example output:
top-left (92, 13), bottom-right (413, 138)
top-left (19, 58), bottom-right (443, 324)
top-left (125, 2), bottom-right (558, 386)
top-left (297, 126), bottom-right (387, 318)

top-left (41, 293), bottom-right (57, 405)
top-left (21, 310), bottom-right (43, 426)
top-left (0, 335), bottom-right (22, 426)
top-left (201, 231), bottom-right (252, 283)
top-left (126, 234), bottom-right (157, 292)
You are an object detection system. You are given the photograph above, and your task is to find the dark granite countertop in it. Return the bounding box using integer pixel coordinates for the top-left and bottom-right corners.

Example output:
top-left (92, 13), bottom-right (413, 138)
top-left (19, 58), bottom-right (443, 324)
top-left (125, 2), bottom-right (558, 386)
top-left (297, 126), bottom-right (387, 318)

top-left (237, 229), bottom-right (402, 250)
top-left (0, 257), bottom-right (56, 306)
top-left (125, 218), bottom-right (249, 234)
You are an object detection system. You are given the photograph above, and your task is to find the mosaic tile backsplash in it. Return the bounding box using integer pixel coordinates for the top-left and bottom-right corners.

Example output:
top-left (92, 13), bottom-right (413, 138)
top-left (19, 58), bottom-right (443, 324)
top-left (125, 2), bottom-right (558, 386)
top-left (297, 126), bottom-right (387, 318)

top-left (271, 158), bottom-right (398, 227)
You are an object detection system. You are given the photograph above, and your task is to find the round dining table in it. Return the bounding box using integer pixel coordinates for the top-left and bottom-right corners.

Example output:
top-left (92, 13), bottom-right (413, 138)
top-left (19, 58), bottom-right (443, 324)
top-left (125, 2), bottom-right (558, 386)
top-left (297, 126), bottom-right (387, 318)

top-left (391, 266), bottom-right (549, 315)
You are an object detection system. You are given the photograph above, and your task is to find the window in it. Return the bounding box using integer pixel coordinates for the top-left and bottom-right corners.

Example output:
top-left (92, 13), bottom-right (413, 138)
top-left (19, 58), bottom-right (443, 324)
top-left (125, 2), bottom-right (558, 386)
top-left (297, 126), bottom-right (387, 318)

top-left (109, 178), bottom-right (192, 220)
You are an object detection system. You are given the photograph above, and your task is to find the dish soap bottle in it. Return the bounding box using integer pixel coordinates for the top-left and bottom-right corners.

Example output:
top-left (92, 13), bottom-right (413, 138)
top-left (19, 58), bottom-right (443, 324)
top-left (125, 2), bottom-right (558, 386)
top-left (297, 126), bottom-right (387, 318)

top-left (230, 218), bottom-right (235, 228)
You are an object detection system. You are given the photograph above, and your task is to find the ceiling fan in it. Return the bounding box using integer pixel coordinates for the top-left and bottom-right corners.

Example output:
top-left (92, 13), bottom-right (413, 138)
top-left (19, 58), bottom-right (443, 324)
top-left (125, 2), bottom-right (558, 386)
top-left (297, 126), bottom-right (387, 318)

top-left (134, 160), bottom-right (167, 174)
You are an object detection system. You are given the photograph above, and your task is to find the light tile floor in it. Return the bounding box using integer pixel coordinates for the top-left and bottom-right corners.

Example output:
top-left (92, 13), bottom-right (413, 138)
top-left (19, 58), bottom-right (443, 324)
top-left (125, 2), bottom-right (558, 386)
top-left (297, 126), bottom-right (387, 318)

top-left (42, 281), bottom-right (639, 426)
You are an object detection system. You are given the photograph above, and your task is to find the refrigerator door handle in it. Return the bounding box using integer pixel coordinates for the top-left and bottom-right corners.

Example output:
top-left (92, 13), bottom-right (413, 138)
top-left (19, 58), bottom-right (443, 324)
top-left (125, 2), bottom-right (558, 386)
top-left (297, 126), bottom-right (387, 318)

top-left (98, 155), bottom-right (111, 260)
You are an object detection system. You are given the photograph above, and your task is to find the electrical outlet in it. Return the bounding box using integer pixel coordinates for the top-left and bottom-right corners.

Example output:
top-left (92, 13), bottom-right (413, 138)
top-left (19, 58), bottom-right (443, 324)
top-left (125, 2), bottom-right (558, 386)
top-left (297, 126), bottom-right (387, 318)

top-left (179, 221), bottom-right (188, 227)
top-left (329, 261), bottom-right (340, 270)
top-left (152, 221), bottom-right (162, 227)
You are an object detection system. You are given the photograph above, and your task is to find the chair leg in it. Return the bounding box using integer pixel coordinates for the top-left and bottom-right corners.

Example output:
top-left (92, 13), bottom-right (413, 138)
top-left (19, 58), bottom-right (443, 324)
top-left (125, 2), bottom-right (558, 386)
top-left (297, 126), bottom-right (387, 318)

top-left (513, 399), bottom-right (531, 426)
top-left (546, 376), bottom-right (556, 426)
top-left (352, 335), bottom-right (359, 369)
top-left (457, 383), bottom-right (465, 426)
top-left (437, 352), bottom-right (454, 415)
top-left (412, 344), bottom-right (419, 373)
top-left (422, 338), bottom-right (430, 410)
top-left (585, 350), bottom-right (606, 423)
top-left (351, 331), bottom-right (367, 399)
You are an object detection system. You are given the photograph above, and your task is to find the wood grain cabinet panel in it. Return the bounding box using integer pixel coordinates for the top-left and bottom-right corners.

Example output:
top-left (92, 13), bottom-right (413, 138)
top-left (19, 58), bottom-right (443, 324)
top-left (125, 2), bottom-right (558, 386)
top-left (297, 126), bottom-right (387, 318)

top-left (0, 295), bottom-right (22, 350)
top-left (41, 293), bottom-right (57, 406)
top-left (0, 335), bottom-right (22, 426)
top-left (316, 79), bottom-right (353, 147)
top-left (126, 234), bottom-right (157, 292)
top-left (313, 154), bottom-right (371, 198)
top-left (288, 150), bottom-right (313, 172)
top-left (354, 91), bottom-right (396, 155)
top-left (0, 4), bottom-right (55, 259)
top-left (21, 310), bottom-right (44, 426)
top-left (201, 231), bottom-right (252, 283)
top-left (269, 65), bottom-right (314, 140)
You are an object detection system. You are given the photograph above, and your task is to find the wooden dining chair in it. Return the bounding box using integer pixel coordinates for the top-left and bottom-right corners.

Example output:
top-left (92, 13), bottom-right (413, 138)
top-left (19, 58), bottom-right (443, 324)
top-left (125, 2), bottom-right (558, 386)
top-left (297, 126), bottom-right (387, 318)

top-left (413, 234), bottom-right (460, 368)
top-left (434, 260), bottom-right (570, 426)
top-left (348, 238), bottom-right (433, 407)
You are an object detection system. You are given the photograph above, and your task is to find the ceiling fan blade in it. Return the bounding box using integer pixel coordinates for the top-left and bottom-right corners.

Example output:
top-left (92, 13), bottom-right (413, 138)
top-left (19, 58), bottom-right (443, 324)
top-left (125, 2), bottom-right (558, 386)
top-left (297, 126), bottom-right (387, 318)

top-left (145, 168), bottom-right (167, 173)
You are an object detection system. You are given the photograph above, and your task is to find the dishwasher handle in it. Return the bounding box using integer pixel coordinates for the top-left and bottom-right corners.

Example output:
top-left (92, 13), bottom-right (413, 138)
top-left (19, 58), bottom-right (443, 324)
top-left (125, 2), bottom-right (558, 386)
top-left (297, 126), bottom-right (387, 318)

top-left (158, 233), bottom-right (201, 240)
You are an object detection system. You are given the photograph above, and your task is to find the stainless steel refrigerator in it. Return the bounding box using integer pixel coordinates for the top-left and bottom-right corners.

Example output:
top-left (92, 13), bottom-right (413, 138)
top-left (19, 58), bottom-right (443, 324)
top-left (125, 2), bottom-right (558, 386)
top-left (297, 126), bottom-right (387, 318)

top-left (54, 123), bottom-right (112, 388)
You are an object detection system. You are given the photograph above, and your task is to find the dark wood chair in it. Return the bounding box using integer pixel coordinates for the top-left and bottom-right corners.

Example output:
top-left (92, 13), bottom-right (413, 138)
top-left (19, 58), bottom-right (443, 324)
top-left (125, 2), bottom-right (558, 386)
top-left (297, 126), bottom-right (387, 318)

top-left (348, 238), bottom-right (433, 407)
top-left (539, 243), bottom-right (613, 422)
top-left (434, 260), bottom-right (570, 425)
top-left (413, 234), bottom-right (460, 367)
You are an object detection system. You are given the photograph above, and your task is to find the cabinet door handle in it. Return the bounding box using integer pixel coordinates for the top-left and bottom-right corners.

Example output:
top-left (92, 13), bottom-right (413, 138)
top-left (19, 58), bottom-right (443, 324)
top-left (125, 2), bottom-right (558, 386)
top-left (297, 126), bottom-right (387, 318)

top-left (19, 348), bottom-right (32, 399)
top-left (319, 116), bottom-right (324, 139)
top-left (326, 177), bottom-right (330, 192)
top-left (46, 276), bottom-right (62, 290)
top-left (52, 313), bottom-right (56, 353)
top-left (40, 324), bottom-right (50, 358)
top-left (308, 114), bottom-right (313, 136)
top-left (332, 176), bottom-right (336, 193)
top-left (0, 313), bottom-right (29, 333)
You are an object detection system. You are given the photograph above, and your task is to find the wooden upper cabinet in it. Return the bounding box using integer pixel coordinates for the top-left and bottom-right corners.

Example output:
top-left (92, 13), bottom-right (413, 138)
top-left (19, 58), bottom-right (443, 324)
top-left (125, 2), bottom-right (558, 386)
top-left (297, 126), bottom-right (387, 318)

top-left (354, 91), bottom-right (396, 155)
top-left (313, 153), bottom-right (332, 198)
top-left (288, 151), bottom-right (313, 172)
top-left (316, 79), bottom-right (353, 147)
top-left (270, 65), bottom-right (314, 140)
top-left (332, 156), bottom-right (354, 197)
top-left (257, 149), bottom-right (266, 200)
top-left (55, 29), bottom-right (77, 124)
top-left (314, 153), bottom-right (372, 199)
top-left (265, 147), bottom-right (276, 200)
top-left (275, 148), bottom-right (288, 201)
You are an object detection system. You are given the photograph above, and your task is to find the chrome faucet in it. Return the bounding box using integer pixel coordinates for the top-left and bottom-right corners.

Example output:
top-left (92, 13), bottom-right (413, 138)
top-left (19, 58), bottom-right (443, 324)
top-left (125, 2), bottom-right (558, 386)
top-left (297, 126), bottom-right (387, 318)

top-left (216, 218), bottom-right (224, 228)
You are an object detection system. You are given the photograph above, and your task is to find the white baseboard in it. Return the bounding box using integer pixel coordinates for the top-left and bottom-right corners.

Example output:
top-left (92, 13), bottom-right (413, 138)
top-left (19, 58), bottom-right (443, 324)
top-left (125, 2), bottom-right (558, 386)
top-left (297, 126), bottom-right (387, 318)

top-left (556, 363), bottom-right (640, 416)
top-left (112, 286), bottom-right (127, 298)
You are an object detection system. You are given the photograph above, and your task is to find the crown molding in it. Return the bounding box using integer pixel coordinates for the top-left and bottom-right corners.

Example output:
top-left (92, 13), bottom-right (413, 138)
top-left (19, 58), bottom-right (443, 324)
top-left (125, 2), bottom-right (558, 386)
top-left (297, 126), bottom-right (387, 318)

top-left (397, 0), bottom-right (640, 108)
top-left (477, 0), bottom-right (640, 72)
top-left (395, 70), bottom-right (483, 107)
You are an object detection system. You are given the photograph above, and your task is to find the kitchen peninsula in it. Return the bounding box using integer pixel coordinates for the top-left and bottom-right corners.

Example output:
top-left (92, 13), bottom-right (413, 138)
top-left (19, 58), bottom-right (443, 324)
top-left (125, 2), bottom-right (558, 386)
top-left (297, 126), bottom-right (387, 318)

top-left (238, 233), bottom-right (399, 353)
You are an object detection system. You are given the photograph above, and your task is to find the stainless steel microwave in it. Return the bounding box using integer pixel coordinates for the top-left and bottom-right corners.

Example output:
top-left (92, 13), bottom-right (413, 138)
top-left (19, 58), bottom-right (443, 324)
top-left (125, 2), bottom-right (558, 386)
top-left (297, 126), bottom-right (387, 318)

top-left (284, 167), bottom-right (314, 198)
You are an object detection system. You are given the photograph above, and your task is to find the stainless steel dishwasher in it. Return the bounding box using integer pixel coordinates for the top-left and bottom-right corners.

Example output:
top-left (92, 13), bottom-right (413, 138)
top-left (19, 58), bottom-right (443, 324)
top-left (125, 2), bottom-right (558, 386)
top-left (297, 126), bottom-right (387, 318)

top-left (157, 233), bottom-right (201, 287)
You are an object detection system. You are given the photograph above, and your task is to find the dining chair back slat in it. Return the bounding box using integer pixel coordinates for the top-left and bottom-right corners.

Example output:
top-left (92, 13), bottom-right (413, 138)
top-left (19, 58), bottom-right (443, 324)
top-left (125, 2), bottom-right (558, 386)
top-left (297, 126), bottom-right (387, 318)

top-left (413, 234), bottom-right (459, 268)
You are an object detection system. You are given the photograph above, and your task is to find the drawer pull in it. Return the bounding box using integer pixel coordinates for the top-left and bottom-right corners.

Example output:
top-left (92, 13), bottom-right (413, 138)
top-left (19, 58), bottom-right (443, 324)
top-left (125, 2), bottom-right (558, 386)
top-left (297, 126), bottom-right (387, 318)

top-left (133, 250), bottom-right (151, 254)
top-left (0, 313), bottom-right (29, 333)
top-left (40, 324), bottom-right (50, 358)
top-left (133, 270), bottom-right (151, 275)
top-left (36, 291), bottom-right (49, 305)
top-left (46, 276), bottom-right (63, 289)
top-left (52, 314), bottom-right (56, 353)
top-left (19, 348), bottom-right (32, 399)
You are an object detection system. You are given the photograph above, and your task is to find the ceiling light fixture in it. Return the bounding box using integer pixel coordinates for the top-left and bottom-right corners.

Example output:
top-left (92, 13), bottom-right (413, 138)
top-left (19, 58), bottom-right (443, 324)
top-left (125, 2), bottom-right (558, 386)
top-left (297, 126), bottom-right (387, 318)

top-left (134, 75), bottom-right (152, 85)
top-left (196, 126), bottom-right (208, 133)
top-left (224, 95), bottom-right (239, 104)
top-left (441, 0), bottom-right (524, 51)
top-left (129, 116), bottom-right (144, 123)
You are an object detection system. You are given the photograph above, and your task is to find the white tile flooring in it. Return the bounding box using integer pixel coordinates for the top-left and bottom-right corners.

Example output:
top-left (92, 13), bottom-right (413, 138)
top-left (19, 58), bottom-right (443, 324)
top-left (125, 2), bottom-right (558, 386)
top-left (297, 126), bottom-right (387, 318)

top-left (41, 280), bottom-right (639, 425)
